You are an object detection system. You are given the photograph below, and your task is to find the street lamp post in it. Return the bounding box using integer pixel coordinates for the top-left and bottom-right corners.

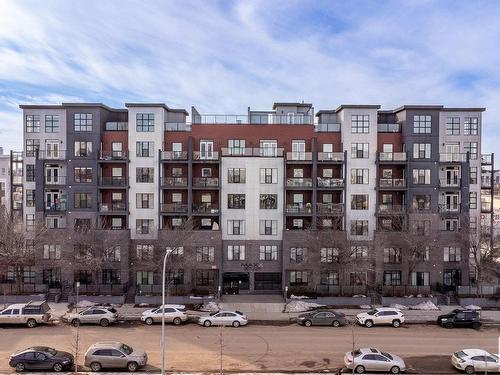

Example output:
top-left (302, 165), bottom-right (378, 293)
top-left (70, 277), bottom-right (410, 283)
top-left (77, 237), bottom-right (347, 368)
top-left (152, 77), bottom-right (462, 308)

top-left (160, 252), bottom-right (169, 375)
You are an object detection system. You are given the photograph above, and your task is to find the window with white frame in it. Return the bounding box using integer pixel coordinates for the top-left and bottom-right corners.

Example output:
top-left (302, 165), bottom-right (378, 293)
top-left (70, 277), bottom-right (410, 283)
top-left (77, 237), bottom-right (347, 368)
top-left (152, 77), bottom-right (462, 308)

top-left (227, 245), bottom-right (245, 261)
top-left (290, 271), bottom-right (308, 286)
top-left (350, 221), bottom-right (368, 236)
top-left (260, 168), bottom-right (278, 184)
top-left (351, 114), bottom-right (369, 133)
top-left (351, 245), bottom-right (368, 258)
top-left (412, 169), bottom-right (431, 184)
top-left (464, 117), bottom-right (478, 135)
top-left (136, 244), bottom-right (154, 260)
top-left (228, 168), bottom-right (246, 183)
top-left (384, 271), bottom-right (402, 286)
top-left (136, 141), bottom-right (154, 157)
top-left (259, 220), bottom-right (277, 235)
top-left (444, 246), bottom-right (461, 262)
top-left (351, 169), bottom-right (369, 184)
top-left (292, 218), bottom-right (303, 229)
top-left (136, 193), bottom-right (154, 209)
top-left (320, 247), bottom-right (338, 263)
top-left (227, 220), bottom-right (245, 235)
top-left (43, 244), bottom-right (61, 260)
top-left (410, 271), bottom-right (430, 286)
top-left (196, 246), bottom-right (215, 262)
top-left (351, 143), bottom-right (369, 158)
top-left (469, 167), bottom-right (477, 184)
top-left (228, 139), bottom-right (246, 155)
top-left (469, 192), bottom-right (477, 209)
top-left (259, 245), bottom-right (277, 261)
top-left (413, 115), bottom-right (431, 134)
top-left (413, 143), bottom-right (431, 159)
top-left (136, 219), bottom-right (153, 234)
top-left (290, 247), bottom-right (307, 263)
top-left (383, 247), bottom-right (402, 263)
top-left (136, 271), bottom-right (154, 285)
top-left (446, 117), bottom-right (460, 135)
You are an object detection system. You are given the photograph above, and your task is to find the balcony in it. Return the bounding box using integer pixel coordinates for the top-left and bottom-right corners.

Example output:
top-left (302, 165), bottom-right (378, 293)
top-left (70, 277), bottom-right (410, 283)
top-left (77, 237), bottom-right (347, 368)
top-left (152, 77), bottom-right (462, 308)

top-left (37, 150), bottom-right (67, 160)
top-left (192, 204), bottom-right (220, 215)
top-left (316, 203), bottom-right (343, 215)
top-left (286, 152), bottom-right (313, 162)
top-left (317, 152), bottom-right (344, 162)
top-left (45, 176), bottom-right (67, 186)
top-left (377, 123), bottom-right (401, 133)
top-left (161, 203), bottom-right (188, 214)
top-left (193, 177), bottom-right (219, 188)
top-left (161, 177), bottom-right (188, 188)
top-left (286, 178), bottom-right (313, 188)
top-left (439, 178), bottom-right (461, 188)
top-left (98, 151), bottom-right (128, 161)
top-left (378, 178), bottom-right (406, 189)
top-left (315, 123), bottom-right (341, 132)
top-left (44, 203), bottom-right (67, 212)
top-left (98, 202), bottom-right (127, 213)
top-left (161, 151), bottom-right (188, 161)
top-left (164, 122), bottom-right (191, 132)
top-left (317, 177), bottom-right (344, 189)
top-left (104, 122), bottom-right (128, 131)
top-left (193, 114), bottom-right (314, 125)
top-left (99, 177), bottom-right (127, 187)
top-left (377, 204), bottom-right (405, 214)
top-left (378, 152), bottom-right (407, 162)
top-left (193, 151), bottom-right (220, 161)
top-left (481, 154), bottom-right (493, 165)
top-left (439, 153), bottom-right (467, 163)
top-left (438, 203), bottom-right (462, 214)
top-left (285, 205), bottom-right (313, 215)
top-left (220, 148), bottom-right (284, 157)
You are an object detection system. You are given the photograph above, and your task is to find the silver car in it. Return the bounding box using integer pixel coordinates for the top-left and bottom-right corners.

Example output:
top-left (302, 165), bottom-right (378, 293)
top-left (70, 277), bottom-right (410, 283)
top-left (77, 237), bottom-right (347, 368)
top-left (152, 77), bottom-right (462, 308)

top-left (198, 310), bottom-right (248, 327)
top-left (344, 347), bottom-right (406, 374)
top-left (65, 307), bottom-right (118, 327)
top-left (84, 342), bottom-right (147, 372)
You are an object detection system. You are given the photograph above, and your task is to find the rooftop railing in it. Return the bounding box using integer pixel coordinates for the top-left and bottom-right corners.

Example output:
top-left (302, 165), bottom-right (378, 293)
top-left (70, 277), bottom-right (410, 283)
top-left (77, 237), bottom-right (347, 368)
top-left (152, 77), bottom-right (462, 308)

top-left (104, 122), bottom-right (128, 131)
top-left (378, 152), bottom-right (407, 162)
top-left (377, 123), bottom-right (401, 133)
top-left (220, 148), bottom-right (284, 157)
top-left (164, 122), bottom-right (191, 132)
top-left (193, 114), bottom-right (314, 125)
top-left (315, 123), bottom-right (341, 132)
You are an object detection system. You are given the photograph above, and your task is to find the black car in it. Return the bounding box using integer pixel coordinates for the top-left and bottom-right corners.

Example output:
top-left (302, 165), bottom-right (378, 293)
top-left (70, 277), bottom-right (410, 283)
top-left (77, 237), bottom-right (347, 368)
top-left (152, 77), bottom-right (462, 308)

top-left (9, 347), bottom-right (74, 372)
top-left (437, 309), bottom-right (481, 329)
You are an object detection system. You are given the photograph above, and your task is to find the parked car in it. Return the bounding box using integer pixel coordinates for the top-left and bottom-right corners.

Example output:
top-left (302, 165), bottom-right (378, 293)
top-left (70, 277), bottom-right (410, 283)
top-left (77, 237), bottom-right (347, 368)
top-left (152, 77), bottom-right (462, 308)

top-left (344, 347), bottom-right (406, 374)
top-left (356, 307), bottom-right (405, 328)
top-left (9, 346), bottom-right (74, 372)
top-left (0, 301), bottom-right (51, 328)
top-left (141, 304), bottom-right (188, 325)
top-left (65, 306), bottom-right (118, 327)
top-left (438, 309), bottom-right (481, 329)
top-left (452, 349), bottom-right (499, 374)
top-left (84, 342), bottom-right (147, 372)
top-left (297, 310), bottom-right (347, 327)
top-left (198, 310), bottom-right (248, 327)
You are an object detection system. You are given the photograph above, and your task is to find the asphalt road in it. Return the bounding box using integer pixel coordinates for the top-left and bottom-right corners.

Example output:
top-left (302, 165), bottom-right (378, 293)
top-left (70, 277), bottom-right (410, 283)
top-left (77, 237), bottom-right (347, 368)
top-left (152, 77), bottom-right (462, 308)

top-left (0, 322), bottom-right (498, 374)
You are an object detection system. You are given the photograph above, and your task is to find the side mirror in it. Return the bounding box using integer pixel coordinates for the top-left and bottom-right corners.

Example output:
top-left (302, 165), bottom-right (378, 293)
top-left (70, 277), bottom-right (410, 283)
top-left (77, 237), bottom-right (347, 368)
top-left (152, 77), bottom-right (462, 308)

top-left (121, 354), bottom-right (126, 358)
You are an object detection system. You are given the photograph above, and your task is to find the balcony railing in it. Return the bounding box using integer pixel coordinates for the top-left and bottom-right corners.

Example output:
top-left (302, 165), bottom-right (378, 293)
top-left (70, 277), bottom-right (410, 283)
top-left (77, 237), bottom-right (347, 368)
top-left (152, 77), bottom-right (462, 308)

top-left (286, 178), bottom-right (313, 187)
top-left (377, 123), bottom-right (401, 133)
top-left (438, 203), bottom-right (461, 213)
top-left (37, 150), bottom-right (67, 160)
top-left (220, 147), bottom-right (284, 157)
top-left (379, 178), bottom-right (406, 188)
top-left (161, 203), bottom-right (188, 213)
top-left (193, 177), bottom-right (219, 188)
top-left (285, 205), bottom-right (313, 214)
top-left (317, 152), bottom-right (344, 162)
top-left (45, 176), bottom-right (67, 185)
top-left (379, 152), bottom-right (407, 162)
top-left (439, 153), bottom-right (467, 162)
top-left (315, 123), bottom-right (341, 132)
top-left (193, 151), bottom-right (220, 161)
top-left (164, 122), bottom-right (191, 132)
top-left (193, 114), bottom-right (314, 125)
top-left (439, 178), bottom-right (461, 188)
top-left (286, 152), bottom-right (313, 161)
top-left (98, 202), bottom-right (127, 212)
top-left (99, 177), bottom-right (127, 187)
top-left (193, 204), bottom-right (220, 214)
top-left (44, 204), bottom-right (67, 212)
top-left (104, 122), bottom-right (128, 131)
top-left (317, 177), bottom-right (344, 188)
top-left (481, 154), bottom-right (493, 165)
top-left (161, 177), bottom-right (188, 187)
top-left (99, 151), bottom-right (128, 160)
top-left (377, 204), bottom-right (405, 214)
top-left (161, 151), bottom-right (188, 160)
top-left (316, 203), bottom-right (343, 214)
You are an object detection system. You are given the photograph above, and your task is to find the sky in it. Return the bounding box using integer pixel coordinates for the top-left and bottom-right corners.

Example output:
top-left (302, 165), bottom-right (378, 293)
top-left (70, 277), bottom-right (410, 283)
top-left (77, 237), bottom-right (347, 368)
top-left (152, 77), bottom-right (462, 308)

top-left (0, 0), bottom-right (499, 160)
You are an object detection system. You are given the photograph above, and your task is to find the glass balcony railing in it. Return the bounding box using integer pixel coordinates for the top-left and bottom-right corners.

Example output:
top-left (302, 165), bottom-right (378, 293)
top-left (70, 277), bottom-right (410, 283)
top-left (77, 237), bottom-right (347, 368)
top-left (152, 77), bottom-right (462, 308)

top-left (379, 152), bottom-right (407, 162)
top-left (439, 153), bottom-right (467, 162)
top-left (316, 203), bottom-right (343, 214)
top-left (379, 178), bottom-right (406, 188)
top-left (161, 151), bottom-right (188, 160)
top-left (317, 152), bottom-right (344, 162)
top-left (286, 152), bottom-right (313, 161)
top-left (315, 123), bottom-right (341, 132)
top-left (161, 177), bottom-right (188, 187)
top-left (161, 203), bottom-right (188, 213)
top-left (439, 178), bottom-right (461, 188)
top-left (317, 177), bottom-right (344, 188)
top-left (286, 178), bottom-right (313, 188)
top-left (98, 202), bottom-right (126, 212)
top-left (193, 177), bottom-right (219, 188)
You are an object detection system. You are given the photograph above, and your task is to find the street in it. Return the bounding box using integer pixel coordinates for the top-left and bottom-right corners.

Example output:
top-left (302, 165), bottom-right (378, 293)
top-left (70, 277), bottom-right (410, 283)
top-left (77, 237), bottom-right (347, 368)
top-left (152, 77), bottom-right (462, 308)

top-left (0, 323), bottom-right (497, 373)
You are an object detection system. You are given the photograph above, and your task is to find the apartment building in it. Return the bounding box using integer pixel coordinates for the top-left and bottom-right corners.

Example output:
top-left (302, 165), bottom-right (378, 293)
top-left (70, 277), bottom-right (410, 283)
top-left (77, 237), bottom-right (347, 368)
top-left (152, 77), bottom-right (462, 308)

top-left (8, 102), bottom-right (494, 299)
top-left (0, 147), bottom-right (10, 211)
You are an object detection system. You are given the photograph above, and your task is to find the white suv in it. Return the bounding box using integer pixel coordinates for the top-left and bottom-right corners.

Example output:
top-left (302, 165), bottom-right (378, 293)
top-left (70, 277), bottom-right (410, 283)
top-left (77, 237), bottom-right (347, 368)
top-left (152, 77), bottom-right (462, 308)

top-left (141, 304), bottom-right (188, 325)
top-left (357, 308), bottom-right (405, 328)
top-left (65, 306), bottom-right (118, 327)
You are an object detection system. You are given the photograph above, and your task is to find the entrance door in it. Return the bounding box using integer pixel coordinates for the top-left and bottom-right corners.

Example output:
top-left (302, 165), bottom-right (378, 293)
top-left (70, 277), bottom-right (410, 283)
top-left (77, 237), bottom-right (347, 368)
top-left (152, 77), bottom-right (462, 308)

top-left (222, 272), bottom-right (249, 294)
top-left (46, 141), bottom-right (60, 159)
top-left (46, 166), bottom-right (59, 184)
top-left (443, 269), bottom-right (461, 291)
top-left (445, 168), bottom-right (460, 186)
top-left (254, 272), bottom-right (282, 291)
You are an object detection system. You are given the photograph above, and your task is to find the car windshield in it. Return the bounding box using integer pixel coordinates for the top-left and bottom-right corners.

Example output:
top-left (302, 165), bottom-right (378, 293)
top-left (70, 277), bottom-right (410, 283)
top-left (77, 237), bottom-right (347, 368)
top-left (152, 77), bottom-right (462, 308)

top-left (381, 352), bottom-right (393, 360)
top-left (120, 344), bottom-right (133, 355)
top-left (353, 350), bottom-right (362, 358)
top-left (455, 351), bottom-right (467, 359)
top-left (209, 311), bottom-right (219, 316)
top-left (235, 311), bottom-right (243, 315)
top-left (366, 310), bottom-right (377, 315)
top-left (107, 308), bottom-right (117, 313)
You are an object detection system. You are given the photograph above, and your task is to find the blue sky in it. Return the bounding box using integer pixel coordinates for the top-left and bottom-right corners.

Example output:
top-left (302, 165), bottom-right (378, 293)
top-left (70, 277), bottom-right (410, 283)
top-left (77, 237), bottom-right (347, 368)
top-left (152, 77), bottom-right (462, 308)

top-left (0, 0), bottom-right (499, 160)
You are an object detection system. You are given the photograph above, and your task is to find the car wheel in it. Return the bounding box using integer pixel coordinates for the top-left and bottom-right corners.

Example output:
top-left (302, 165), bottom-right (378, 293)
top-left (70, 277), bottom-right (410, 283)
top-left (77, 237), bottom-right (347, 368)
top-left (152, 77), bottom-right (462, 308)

top-left (53, 362), bottom-right (63, 372)
top-left (99, 318), bottom-right (109, 327)
top-left (445, 322), bottom-right (454, 329)
top-left (304, 320), bottom-right (312, 327)
top-left (26, 319), bottom-right (37, 328)
top-left (173, 317), bottom-right (182, 325)
top-left (145, 317), bottom-right (153, 325)
top-left (15, 363), bottom-right (25, 372)
top-left (90, 362), bottom-right (102, 372)
top-left (71, 318), bottom-right (80, 327)
top-left (472, 322), bottom-right (480, 330)
top-left (390, 366), bottom-right (401, 374)
top-left (465, 365), bottom-right (475, 374)
top-left (127, 361), bottom-right (138, 372)
top-left (392, 319), bottom-right (401, 328)
top-left (355, 365), bottom-right (365, 374)
top-left (232, 321), bottom-right (240, 328)
top-left (332, 320), bottom-right (340, 327)
top-left (203, 320), bottom-right (211, 327)
top-left (364, 320), bottom-right (373, 328)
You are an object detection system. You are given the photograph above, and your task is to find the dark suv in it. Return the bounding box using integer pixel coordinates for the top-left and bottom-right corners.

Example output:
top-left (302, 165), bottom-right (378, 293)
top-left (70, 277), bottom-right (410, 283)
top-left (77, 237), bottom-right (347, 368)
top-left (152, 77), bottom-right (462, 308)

top-left (437, 309), bottom-right (481, 329)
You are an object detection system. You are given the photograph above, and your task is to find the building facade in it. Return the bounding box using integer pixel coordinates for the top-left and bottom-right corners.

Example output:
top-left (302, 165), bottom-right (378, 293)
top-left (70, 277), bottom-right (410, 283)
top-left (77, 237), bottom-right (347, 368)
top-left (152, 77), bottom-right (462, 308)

top-left (6, 102), bottom-right (494, 298)
top-left (0, 148), bottom-right (10, 211)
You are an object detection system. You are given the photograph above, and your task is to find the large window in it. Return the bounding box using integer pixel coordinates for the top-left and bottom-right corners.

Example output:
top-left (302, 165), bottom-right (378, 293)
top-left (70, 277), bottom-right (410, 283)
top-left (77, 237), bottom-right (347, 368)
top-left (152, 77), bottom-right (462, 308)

top-left (446, 117), bottom-right (460, 135)
top-left (74, 193), bottom-right (92, 208)
top-left (464, 142), bottom-right (478, 159)
top-left (351, 194), bottom-right (369, 210)
top-left (102, 269), bottom-right (121, 285)
top-left (320, 247), bottom-right (338, 263)
top-left (290, 271), bottom-right (308, 286)
top-left (464, 117), bottom-right (478, 135)
top-left (136, 219), bottom-right (153, 234)
top-left (260, 194), bottom-right (277, 209)
top-left (351, 143), bottom-right (369, 159)
top-left (45, 115), bottom-right (59, 133)
top-left (136, 113), bottom-right (155, 132)
top-left (43, 244), bottom-right (61, 260)
top-left (136, 141), bottom-right (154, 157)
top-left (444, 246), bottom-right (461, 262)
top-left (469, 192), bottom-right (477, 209)
top-left (228, 194), bottom-right (245, 209)
top-left (350, 221), bottom-right (368, 236)
top-left (351, 114), bottom-right (369, 133)
top-left (196, 246), bottom-right (215, 262)
top-left (136, 193), bottom-right (154, 209)
top-left (227, 220), bottom-right (245, 235)
top-left (351, 246), bottom-right (368, 258)
top-left (136, 167), bottom-right (154, 183)
top-left (104, 246), bottom-right (121, 262)
top-left (412, 169), bottom-right (431, 184)
top-left (26, 115), bottom-right (40, 133)
top-left (290, 247), bottom-right (307, 263)
top-left (26, 164), bottom-right (35, 182)
top-left (351, 169), bottom-right (369, 184)
top-left (413, 115), bottom-right (431, 134)
top-left (228, 139), bottom-right (246, 155)
top-left (136, 244), bottom-right (154, 260)
top-left (25, 139), bottom-right (40, 157)
top-left (411, 271), bottom-right (430, 286)
top-left (383, 247), bottom-right (402, 263)
top-left (74, 167), bottom-right (92, 183)
top-left (320, 271), bottom-right (339, 285)
top-left (74, 141), bottom-right (92, 157)
top-left (413, 143), bottom-right (431, 159)
top-left (227, 245), bottom-right (245, 261)
top-left (260, 168), bottom-right (278, 184)
top-left (136, 271), bottom-right (153, 285)
top-left (259, 220), bottom-right (277, 235)
top-left (228, 168), bottom-right (246, 183)
top-left (74, 113), bottom-right (92, 132)
top-left (384, 271), bottom-right (402, 286)
top-left (196, 270), bottom-right (215, 286)
top-left (259, 245), bottom-right (277, 261)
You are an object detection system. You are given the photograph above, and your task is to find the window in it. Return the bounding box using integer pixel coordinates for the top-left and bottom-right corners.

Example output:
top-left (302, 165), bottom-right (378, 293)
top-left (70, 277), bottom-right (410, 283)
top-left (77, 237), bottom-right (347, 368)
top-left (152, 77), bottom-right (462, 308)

top-left (260, 245), bottom-right (278, 261)
top-left (322, 168), bottom-right (333, 178)
top-left (45, 115), bottom-right (59, 132)
top-left (384, 271), bottom-right (402, 286)
top-left (136, 193), bottom-right (154, 209)
top-left (74, 218), bottom-right (91, 231)
top-left (43, 245), bottom-right (61, 260)
top-left (102, 269), bottom-right (121, 285)
top-left (172, 143), bottom-right (183, 158)
top-left (201, 168), bottom-right (211, 177)
top-left (74, 167), bottom-right (92, 183)
top-left (259, 220), bottom-right (277, 235)
top-left (350, 220), bottom-right (368, 236)
top-left (136, 271), bottom-right (154, 285)
top-left (199, 140), bottom-right (214, 159)
top-left (22, 267), bottom-right (35, 284)
top-left (136, 113), bottom-right (154, 132)
top-left (290, 247), bottom-right (307, 263)
top-left (45, 216), bottom-right (61, 229)
top-left (469, 192), bottom-right (477, 209)
top-left (166, 269), bottom-right (184, 285)
top-left (136, 167), bottom-right (154, 183)
top-left (469, 217), bottom-right (477, 233)
top-left (412, 195), bottom-right (431, 211)
top-left (446, 117), bottom-right (460, 135)
top-left (171, 218), bottom-right (182, 227)
top-left (196, 270), bottom-right (215, 286)
top-left (26, 190), bottom-right (35, 207)
top-left (74, 193), bottom-right (92, 208)
top-left (260, 194), bottom-right (277, 209)
top-left (413, 143), bottom-right (431, 159)
top-left (351, 169), bottom-right (369, 184)
top-left (469, 167), bottom-right (477, 184)
top-left (413, 115), bottom-right (431, 134)
top-left (411, 272), bottom-right (430, 286)
top-left (171, 193), bottom-right (182, 203)
top-left (227, 245), bottom-right (245, 261)
top-left (228, 168), bottom-right (246, 183)
top-left (292, 218), bottom-right (303, 229)
top-left (136, 141), bottom-right (154, 157)
top-left (443, 218), bottom-right (459, 231)
top-left (351, 114), bottom-right (369, 133)
top-left (293, 168), bottom-right (304, 178)
top-left (464, 117), bottom-right (478, 135)
top-left (351, 143), bottom-right (369, 159)
top-left (25, 139), bottom-right (40, 157)
top-left (351, 194), bottom-right (369, 210)
top-left (260, 168), bottom-right (278, 184)
top-left (320, 247), bottom-right (338, 263)
top-left (383, 248), bottom-right (402, 263)
top-left (320, 271), bottom-right (339, 285)
top-left (196, 246), bottom-right (215, 262)
top-left (227, 220), bottom-right (245, 235)
top-left (136, 244), bottom-right (154, 260)
top-left (74, 113), bottom-right (92, 132)
top-left (290, 271), bottom-right (308, 286)
top-left (26, 115), bottom-right (40, 132)
top-left (228, 139), bottom-right (246, 155)
top-left (26, 164), bottom-right (35, 182)
top-left (228, 194), bottom-right (245, 209)
top-left (104, 246), bottom-right (121, 262)
top-left (291, 140), bottom-right (306, 159)
top-left (351, 246), bottom-right (368, 259)
top-left (260, 140), bottom-right (278, 156)
top-left (412, 169), bottom-right (431, 184)
top-left (414, 220), bottom-right (431, 236)
top-left (136, 219), bottom-right (153, 234)
top-left (74, 141), bottom-right (92, 157)
top-left (464, 142), bottom-right (478, 159)
top-left (444, 247), bottom-right (461, 262)
top-left (111, 142), bottom-right (123, 157)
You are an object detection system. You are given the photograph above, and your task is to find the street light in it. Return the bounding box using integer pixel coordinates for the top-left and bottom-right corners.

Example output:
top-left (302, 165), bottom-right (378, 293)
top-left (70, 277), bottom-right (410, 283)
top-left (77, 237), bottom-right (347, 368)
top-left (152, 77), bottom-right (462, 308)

top-left (160, 251), bottom-right (169, 375)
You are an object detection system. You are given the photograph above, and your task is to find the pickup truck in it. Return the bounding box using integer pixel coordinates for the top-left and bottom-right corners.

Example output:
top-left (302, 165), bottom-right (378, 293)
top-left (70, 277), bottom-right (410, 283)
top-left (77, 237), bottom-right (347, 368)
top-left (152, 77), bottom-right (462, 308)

top-left (0, 301), bottom-right (51, 328)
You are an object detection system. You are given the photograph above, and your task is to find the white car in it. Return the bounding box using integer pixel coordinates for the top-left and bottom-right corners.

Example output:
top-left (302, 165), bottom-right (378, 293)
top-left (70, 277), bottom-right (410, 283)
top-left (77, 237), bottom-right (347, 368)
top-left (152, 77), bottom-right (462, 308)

top-left (356, 307), bottom-right (405, 328)
top-left (141, 304), bottom-right (188, 325)
top-left (65, 306), bottom-right (118, 327)
top-left (452, 349), bottom-right (500, 374)
top-left (344, 347), bottom-right (406, 374)
top-left (198, 310), bottom-right (248, 327)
